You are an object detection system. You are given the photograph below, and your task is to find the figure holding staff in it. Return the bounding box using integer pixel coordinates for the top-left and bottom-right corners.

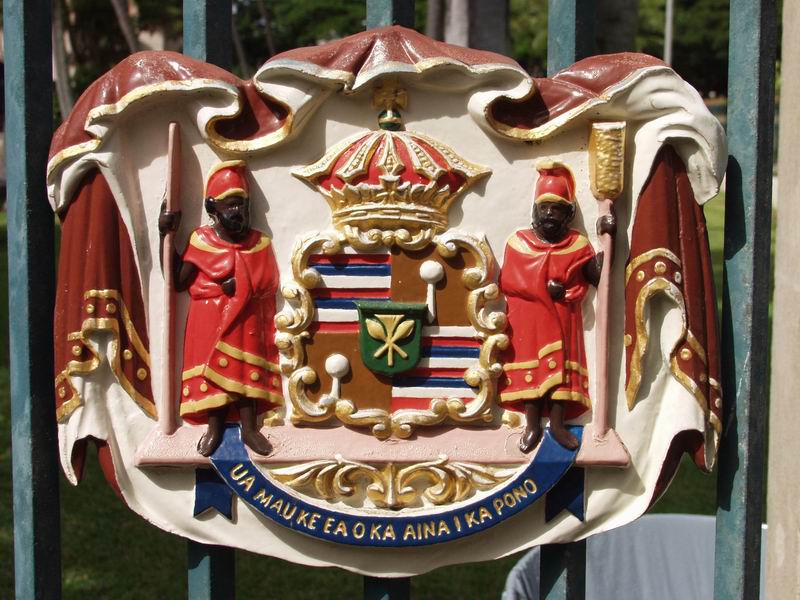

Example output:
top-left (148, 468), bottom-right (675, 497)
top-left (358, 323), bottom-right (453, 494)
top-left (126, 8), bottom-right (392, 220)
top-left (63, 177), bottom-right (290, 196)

top-left (159, 160), bottom-right (282, 457)
top-left (498, 161), bottom-right (617, 453)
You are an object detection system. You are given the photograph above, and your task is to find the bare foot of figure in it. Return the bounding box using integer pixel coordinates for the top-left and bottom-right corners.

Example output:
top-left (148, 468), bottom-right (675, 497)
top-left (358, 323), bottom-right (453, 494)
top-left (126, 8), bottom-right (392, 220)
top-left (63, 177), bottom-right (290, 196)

top-left (239, 399), bottom-right (272, 456)
top-left (242, 429), bottom-right (272, 456)
top-left (548, 401), bottom-right (579, 450)
top-left (197, 406), bottom-right (228, 457)
top-left (519, 399), bottom-right (543, 454)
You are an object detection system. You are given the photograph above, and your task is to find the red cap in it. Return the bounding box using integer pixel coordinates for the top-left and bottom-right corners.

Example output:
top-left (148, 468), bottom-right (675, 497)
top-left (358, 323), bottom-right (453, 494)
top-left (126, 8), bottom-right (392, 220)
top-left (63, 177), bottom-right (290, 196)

top-left (534, 161), bottom-right (575, 205)
top-left (205, 160), bottom-right (249, 200)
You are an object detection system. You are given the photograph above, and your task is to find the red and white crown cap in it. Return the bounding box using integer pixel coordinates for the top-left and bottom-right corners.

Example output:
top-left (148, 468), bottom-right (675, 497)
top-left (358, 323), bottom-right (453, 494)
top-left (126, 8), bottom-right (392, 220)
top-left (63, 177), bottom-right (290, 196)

top-left (534, 160), bottom-right (575, 205)
top-left (205, 160), bottom-right (249, 200)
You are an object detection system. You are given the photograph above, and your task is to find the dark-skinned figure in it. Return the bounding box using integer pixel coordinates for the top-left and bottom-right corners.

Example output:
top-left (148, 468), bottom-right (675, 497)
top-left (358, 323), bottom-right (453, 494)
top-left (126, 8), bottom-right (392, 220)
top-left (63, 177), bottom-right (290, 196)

top-left (159, 160), bottom-right (282, 457)
top-left (498, 162), bottom-right (616, 453)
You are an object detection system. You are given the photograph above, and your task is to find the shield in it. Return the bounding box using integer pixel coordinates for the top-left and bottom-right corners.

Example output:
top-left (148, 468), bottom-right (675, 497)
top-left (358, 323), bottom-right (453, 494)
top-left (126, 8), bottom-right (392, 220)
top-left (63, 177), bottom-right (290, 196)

top-left (356, 301), bottom-right (427, 376)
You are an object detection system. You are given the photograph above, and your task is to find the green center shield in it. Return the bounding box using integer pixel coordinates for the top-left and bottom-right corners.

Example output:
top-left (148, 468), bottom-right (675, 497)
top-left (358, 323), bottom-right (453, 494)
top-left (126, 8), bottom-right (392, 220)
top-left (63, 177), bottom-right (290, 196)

top-left (355, 301), bottom-right (427, 376)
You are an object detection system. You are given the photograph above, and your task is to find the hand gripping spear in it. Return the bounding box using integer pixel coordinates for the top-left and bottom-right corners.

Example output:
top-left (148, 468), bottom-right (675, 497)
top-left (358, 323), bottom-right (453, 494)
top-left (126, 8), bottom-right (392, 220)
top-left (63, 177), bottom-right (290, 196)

top-left (159, 122), bottom-right (181, 435)
top-left (575, 122), bottom-right (631, 468)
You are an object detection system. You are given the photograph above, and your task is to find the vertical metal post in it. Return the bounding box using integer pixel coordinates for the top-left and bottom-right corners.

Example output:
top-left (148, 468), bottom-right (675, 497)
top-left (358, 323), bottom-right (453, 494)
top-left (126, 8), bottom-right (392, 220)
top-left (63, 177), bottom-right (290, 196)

top-left (541, 541), bottom-right (587, 600)
top-left (4, 1), bottom-right (61, 599)
top-left (183, 2), bottom-right (236, 598)
top-left (366, 0), bottom-right (416, 29)
top-left (183, 0), bottom-right (233, 70)
top-left (188, 543), bottom-right (235, 600)
top-left (361, 0), bottom-right (409, 583)
top-left (547, 0), bottom-right (596, 75)
top-left (714, 1), bottom-right (777, 599)
top-left (539, 1), bottom-right (595, 597)
top-left (364, 576), bottom-right (411, 600)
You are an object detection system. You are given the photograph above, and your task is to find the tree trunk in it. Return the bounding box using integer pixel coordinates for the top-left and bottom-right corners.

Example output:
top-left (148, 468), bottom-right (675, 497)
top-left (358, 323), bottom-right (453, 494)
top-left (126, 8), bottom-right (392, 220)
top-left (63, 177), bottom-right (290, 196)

top-left (256, 0), bottom-right (277, 58)
top-left (232, 2), bottom-right (252, 76)
top-left (444, 0), bottom-right (470, 47)
top-left (109, 0), bottom-right (139, 54)
top-left (52, 0), bottom-right (74, 116)
top-left (426, 0), bottom-right (444, 40)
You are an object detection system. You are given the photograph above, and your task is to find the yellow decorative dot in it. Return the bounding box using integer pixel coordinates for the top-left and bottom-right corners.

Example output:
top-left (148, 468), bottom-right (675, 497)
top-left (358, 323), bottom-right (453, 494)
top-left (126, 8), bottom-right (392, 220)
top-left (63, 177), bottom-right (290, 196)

top-left (700, 373), bottom-right (708, 383)
top-left (136, 368), bottom-right (148, 381)
top-left (105, 302), bottom-right (117, 314)
top-left (183, 386), bottom-right (190, 397)
top-left (250, 372), bottom-right (260, 382)
top-left (654, 261), bottom-right (667, 274)
top-left (58, 387), bottom-right (67, 399)
top-left (524, 373), bottom-right (533, 383)
top-left (714, 397), bottom-right (722, 409)
top-left (199, 383), bottom-right (209, 393)
top-left (636, 270), bottom-right (645, 282)
top-left (506, 378), bottom-right (513, 386)
top-left (583, 380), bottom-right (589, 389)
top-left (548, 360), bottom-right (557, 369)
top-left (123, 349), bottom-right (133, 360)
top-left (565, 375), bottom-right (571, 384)
top-left (624, 334), bottom-right (633, 347)
top-left (218, 357), bottom-right (229, 368)
top-left (674, 271), bottom-right (683, 284)
top-left (680, 348), bottom-right (692, 361)
top-left (272, 377), bottom-right (280, 387)
top-left (85, 303), bottom-right (95, 314)
top-left (71, 345), bottom-right (82, 356)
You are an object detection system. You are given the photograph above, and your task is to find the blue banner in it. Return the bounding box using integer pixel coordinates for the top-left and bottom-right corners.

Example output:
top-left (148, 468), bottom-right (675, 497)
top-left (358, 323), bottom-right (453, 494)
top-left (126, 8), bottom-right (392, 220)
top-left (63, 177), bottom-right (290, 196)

top-left (194, 425), bottom-right (585, 547)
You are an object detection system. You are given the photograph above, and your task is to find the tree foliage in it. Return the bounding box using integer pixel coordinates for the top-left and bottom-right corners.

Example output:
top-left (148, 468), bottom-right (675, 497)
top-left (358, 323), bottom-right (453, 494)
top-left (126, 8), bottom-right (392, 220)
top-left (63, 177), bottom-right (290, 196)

top-left (21, 0), bottom-right (744, 118)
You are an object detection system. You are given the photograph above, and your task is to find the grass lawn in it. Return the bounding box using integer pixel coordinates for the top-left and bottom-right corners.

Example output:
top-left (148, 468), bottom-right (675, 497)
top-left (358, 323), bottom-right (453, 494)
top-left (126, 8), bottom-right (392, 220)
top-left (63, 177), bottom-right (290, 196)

top-left (1, 195), bottom-right (730, 598)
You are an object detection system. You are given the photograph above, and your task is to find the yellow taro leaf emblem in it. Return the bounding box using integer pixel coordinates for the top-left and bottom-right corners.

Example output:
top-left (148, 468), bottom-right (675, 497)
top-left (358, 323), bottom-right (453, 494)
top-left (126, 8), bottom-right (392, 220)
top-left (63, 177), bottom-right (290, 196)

top-left (356, 302), bottom-right (427, 376)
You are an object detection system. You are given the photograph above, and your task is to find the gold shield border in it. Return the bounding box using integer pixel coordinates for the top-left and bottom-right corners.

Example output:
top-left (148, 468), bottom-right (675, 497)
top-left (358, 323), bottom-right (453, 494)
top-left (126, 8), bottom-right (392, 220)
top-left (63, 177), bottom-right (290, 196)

top-left (274, 227), bottom-right (509, 439)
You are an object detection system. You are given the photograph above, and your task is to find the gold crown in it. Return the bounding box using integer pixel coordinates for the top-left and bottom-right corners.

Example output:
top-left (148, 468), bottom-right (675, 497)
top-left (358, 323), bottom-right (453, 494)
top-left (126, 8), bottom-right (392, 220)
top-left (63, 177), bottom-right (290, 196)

top-left (292, 129), bottom-right (490, 235)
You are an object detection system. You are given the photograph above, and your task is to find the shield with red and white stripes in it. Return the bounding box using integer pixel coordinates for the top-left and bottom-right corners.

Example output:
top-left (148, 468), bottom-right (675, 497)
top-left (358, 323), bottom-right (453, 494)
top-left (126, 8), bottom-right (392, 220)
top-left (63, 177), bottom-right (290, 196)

top-left (306, 246), bottom-right (480, 413)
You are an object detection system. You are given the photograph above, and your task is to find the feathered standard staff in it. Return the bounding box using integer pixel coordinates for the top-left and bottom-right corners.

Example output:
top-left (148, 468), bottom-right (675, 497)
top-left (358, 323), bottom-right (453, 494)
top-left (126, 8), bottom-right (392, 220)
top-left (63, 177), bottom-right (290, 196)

top-left (576, 122), bottom-right (631, 468)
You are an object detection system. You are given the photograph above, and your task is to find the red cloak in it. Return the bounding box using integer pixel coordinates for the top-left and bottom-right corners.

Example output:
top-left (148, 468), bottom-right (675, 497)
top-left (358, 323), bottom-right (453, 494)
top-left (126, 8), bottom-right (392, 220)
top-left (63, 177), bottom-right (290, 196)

top-left (498, 228), bottom-right (595, 418)
top-left (180, 225), bottom-right (282, 423)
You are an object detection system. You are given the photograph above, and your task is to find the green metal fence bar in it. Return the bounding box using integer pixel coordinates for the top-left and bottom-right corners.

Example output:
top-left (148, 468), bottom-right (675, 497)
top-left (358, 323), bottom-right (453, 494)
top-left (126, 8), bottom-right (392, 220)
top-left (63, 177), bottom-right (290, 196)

top-left (188, 543), bottom-right (236, 600)
top-left (4, 0), bottom-right (60, 599)
top-left (541, 2), bottom-right (596, 598)
top-left (183, 0), bottom-right (233, 70)
top-left (364, 576), bottom-right (412, 600)
top-left (183, 2), bottom-right (235, 597)
top-left (541, 541), bottom-right (587, 600)
top-left (547, 0), bottom-right (596, 75)
top-left (714, 0), bottom-right (777, 598)
top-left (366, 0), bottom-right (415, 29)
top-left (361, 1), bottom-right (415, 598)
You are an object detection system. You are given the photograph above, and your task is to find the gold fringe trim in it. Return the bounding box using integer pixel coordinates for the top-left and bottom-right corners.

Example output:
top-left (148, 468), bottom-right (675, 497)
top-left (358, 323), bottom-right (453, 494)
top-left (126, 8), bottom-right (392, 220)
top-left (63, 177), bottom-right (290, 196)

top-left (506, 231), bottom-right (589, 258)
top-left (625, 248), bottom-right (681, 284)
top-left (216, 341), bottom-right (280, 373)
top-left (56, 289), bottom-right (155, 422)
top-left (625, 277), bottom-right (720, 433)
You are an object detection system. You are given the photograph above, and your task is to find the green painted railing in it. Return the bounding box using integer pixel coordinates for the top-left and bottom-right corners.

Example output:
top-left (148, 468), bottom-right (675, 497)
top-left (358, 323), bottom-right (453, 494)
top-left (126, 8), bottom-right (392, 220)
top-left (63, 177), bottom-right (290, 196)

top-left (6, 0), bottom-right (777, 599)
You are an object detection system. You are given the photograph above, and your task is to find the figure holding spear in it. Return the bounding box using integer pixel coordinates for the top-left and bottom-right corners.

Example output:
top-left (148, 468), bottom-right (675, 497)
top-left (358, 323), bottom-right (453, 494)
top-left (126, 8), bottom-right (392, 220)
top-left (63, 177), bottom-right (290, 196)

top-left (159, 159), bottom-right (282, 457)
top-left (498, 158), bottom-right (621, 456)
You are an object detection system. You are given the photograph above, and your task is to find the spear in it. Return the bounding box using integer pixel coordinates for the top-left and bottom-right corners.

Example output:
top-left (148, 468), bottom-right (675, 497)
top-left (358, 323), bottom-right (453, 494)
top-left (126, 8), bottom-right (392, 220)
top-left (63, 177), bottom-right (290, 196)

top-left (159, 122), bottom-right (181, 435)
top-left (575, 122), bottom-right (631, 468)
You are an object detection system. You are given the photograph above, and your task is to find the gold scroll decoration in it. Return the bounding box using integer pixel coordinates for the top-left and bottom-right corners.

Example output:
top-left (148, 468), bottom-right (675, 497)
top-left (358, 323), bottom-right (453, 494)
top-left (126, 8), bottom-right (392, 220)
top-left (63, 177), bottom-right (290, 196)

top-left (269, 455), bottom-right (517, 509)
top-left (274, 229), bottom-right (508, 439)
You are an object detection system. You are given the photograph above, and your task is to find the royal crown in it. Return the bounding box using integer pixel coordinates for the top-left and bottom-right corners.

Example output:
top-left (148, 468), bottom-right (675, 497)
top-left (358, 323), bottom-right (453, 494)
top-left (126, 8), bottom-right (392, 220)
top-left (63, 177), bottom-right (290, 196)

top-left (292, 85), bottom-right (490, 236)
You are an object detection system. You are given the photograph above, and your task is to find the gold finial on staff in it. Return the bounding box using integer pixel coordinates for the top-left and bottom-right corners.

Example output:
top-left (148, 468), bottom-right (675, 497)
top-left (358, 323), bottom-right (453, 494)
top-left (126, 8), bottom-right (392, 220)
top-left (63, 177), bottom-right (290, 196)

top-left (588, 121), bottom-right (626, 201)
top-left (575, 120), bottom-right (631, 469)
